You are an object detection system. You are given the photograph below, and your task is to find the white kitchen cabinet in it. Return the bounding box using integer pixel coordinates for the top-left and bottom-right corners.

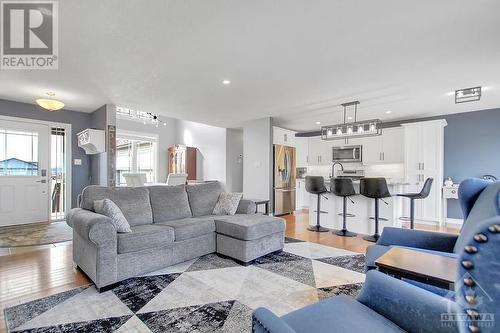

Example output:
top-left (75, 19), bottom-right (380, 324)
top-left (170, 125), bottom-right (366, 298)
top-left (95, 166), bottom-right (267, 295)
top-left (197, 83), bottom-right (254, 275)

top-left (273, 126), bottom-right (296, 147)
top-left (360, 127), bottom-right (404, 164)
top-left (308, 137), bottom-right (321, 165)
top-left (381, 127), bottom-right (404, 163)
top-left (402, 120), bottom-right (447, 224)
top-left (308, 137), bottom-right (333, 165)
top-left (295, 179), bottom-right (309, 209)
top-left (295, 137), bottom-right (309, 167)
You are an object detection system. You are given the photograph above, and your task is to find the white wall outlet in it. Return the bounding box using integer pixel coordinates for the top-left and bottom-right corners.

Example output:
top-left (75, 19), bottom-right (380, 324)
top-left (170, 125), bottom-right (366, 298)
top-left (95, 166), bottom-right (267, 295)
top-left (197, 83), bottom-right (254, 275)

top-left (74, 159), bottom-right (82, 166)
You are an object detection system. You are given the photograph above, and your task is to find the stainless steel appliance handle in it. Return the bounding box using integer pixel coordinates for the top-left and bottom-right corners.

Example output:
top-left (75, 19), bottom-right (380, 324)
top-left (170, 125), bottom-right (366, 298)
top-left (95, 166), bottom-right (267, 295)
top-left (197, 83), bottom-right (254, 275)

top-left (276, 188), bottom-right (295, 192)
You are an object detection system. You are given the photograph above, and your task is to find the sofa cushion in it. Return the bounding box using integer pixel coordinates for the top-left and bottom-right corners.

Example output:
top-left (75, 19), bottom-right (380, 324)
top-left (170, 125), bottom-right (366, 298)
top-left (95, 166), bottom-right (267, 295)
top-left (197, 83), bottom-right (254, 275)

top-left (117, 224), bottom-right (174, 254)
top-left (149, 185), bottom-right (192, 222)
top-left (282, 295), bottom-right (404, 333)
top-left (186, 182), bottom-right (223, 217)
top-left (454, 181), bottom-right (500, 253)
top-left (81, 186), bottom-right (153, 226)
top-left (158, 217), bottom-right (216, 241)
top-left (214, 214), bottom-right (285, 241)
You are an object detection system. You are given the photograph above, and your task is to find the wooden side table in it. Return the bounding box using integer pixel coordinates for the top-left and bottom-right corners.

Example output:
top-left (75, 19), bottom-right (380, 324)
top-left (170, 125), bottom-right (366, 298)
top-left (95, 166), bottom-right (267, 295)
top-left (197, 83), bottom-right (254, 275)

top-left (375, 247), bottom-right (457, 290)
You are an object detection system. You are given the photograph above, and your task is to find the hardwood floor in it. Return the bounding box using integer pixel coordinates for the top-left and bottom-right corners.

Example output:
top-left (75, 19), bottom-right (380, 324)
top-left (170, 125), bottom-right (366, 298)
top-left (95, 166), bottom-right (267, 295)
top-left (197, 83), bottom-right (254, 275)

top-left (0, 211), bottom-right (459, 332)
top-left (284, 209), bottom-right (460, 253)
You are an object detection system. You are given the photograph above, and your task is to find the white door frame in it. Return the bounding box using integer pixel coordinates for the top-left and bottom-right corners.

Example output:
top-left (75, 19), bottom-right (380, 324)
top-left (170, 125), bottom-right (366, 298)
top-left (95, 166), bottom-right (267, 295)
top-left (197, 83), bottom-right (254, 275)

top-left (0, 114), bottom-right (72, 223)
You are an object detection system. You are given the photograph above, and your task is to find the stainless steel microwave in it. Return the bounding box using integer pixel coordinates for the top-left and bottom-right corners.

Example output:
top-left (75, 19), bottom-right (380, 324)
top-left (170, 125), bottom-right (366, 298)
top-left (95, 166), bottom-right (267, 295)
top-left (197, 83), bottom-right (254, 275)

top-left (332, 145), bottom-right (362, 162)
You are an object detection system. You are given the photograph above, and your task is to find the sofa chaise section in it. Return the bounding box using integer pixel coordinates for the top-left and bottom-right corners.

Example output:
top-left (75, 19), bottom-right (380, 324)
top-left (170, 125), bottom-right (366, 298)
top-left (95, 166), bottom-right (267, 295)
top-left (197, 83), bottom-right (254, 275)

top-left (68, 181), bottom-right (284, 290)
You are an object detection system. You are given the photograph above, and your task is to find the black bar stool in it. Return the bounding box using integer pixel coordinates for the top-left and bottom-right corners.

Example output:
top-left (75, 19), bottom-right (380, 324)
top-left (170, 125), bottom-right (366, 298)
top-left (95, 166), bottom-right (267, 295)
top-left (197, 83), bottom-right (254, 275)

top-left (360, 178), bottom-right (391, 242)
top-left (305, 176), bottom-right (329, 232)
top-left (331, 177), bottom-right (357, 237)
top-left (397, 178), bottom-right (433, 229)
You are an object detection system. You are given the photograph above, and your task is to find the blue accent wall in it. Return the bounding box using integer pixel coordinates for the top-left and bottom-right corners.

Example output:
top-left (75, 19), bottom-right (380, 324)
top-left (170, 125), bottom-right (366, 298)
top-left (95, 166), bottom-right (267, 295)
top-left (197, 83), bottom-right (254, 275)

top-left (443, 108), bottom-right (500, 218)
top-left (0, 99), bottom-right (92, 208)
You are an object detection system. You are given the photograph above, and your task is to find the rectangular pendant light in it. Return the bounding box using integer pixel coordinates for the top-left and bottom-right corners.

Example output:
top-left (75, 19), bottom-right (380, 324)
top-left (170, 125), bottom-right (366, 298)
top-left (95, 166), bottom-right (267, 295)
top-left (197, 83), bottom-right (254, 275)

top-left (321, 119), bottom-right (382, 140)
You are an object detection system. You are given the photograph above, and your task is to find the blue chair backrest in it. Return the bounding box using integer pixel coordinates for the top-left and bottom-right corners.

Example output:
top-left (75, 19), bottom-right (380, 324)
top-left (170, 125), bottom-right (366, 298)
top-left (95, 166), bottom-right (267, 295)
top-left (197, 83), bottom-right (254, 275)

top-left (455, 215), bottom-right (500, 333)
top-left (454, 179), bottom-right (500, 253)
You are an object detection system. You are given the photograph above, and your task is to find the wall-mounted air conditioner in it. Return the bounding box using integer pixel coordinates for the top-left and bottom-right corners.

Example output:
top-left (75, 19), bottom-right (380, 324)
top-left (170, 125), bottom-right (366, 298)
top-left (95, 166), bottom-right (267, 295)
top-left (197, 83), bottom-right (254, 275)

top-left (77, 129), bottom-right (105, 154)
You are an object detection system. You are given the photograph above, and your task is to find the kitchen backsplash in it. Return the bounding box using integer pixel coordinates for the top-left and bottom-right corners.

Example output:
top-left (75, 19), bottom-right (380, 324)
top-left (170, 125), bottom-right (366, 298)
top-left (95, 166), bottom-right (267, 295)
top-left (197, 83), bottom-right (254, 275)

top-left (305, 163), bottom-right (404, 179)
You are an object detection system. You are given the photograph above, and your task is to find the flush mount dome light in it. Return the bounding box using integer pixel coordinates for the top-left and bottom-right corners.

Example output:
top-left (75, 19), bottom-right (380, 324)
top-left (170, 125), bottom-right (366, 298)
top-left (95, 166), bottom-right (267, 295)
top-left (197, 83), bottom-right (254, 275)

top-left (222, 80), bottom-right (231, 85)
top-left (36, 92), bottom-right (64, 111)
top-left (455, 86), bottom-right (481, 104)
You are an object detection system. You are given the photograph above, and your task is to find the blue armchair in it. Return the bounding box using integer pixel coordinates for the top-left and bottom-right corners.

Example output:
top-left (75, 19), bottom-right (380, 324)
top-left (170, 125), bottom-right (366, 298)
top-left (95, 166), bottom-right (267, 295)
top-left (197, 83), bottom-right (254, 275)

top-left (365, 178), bottom-right (500, 271)
top-left (252, 178), bottom-right (500, 333)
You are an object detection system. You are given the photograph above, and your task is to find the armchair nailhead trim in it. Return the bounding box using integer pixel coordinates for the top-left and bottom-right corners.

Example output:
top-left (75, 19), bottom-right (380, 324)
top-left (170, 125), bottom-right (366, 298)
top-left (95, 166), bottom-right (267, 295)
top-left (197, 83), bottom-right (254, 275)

top-left (468, 324), bottom-right (480, 333)
top-left (466, 309), bottom-right (480, 319)
top-left (464, 245), bottom-right (478, 254)
top-left (252, 317), bottom-right (270, 333)
top-left (473, 233), bottom-right (488, 243)
top-left (488, 224), bottom-right (500, 233)
top-left (463, 277), bottom-right (475, 287)
top-left (465, 295), bottom-right (477, 305)
top-left (461, 260), bottom-right (474, 269)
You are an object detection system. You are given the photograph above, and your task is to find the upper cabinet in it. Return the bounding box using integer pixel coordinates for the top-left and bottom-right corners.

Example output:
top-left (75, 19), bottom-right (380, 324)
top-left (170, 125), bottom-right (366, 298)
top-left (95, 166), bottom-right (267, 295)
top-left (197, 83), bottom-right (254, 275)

top-left (308, 137), bottom-right (334, 165)
top-left (273, 126), bottom-right (296, 147)
top-left (295, 137), bottom-right (309, 167)
top-left (360, 127), bottom-right (404, 164)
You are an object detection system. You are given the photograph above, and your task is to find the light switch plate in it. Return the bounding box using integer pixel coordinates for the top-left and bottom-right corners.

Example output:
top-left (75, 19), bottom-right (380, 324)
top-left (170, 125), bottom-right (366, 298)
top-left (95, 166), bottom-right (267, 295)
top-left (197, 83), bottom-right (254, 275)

top-left (74, 159), bottom-right (82, 165)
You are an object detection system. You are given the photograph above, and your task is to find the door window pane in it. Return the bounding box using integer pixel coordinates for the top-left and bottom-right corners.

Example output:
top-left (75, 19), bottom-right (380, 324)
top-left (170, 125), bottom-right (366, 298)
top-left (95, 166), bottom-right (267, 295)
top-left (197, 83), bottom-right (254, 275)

top-left (0, 129), bottom-right (39, 176)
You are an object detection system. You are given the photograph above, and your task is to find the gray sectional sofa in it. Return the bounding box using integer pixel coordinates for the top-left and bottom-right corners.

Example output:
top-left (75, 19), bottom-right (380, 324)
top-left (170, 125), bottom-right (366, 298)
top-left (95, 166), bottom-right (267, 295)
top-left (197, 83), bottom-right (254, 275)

top-left (67, 181), bottom-right (285, 291)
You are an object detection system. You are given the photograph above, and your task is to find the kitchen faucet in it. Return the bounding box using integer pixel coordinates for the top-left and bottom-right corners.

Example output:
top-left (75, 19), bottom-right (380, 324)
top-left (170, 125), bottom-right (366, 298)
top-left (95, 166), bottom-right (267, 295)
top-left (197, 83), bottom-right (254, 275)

top-left (330, 162), bottom-right (344, 178)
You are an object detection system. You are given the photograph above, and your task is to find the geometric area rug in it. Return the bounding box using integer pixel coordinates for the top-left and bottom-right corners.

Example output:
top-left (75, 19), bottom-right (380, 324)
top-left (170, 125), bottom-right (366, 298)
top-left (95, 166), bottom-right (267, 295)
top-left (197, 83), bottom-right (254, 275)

top-left (4, 238), bottom-right (366, 333)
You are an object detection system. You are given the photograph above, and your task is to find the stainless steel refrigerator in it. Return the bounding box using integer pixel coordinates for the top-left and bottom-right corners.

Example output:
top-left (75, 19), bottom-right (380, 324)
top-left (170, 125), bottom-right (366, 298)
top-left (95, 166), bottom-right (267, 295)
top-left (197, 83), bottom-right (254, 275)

top-left (274, 144), bottom-right (296, 215)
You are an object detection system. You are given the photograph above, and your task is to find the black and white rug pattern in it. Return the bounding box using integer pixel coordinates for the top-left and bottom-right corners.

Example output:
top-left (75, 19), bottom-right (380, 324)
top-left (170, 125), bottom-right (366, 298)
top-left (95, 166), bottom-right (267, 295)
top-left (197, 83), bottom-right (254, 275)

top-left (4, 239), bottom-right (366, 333)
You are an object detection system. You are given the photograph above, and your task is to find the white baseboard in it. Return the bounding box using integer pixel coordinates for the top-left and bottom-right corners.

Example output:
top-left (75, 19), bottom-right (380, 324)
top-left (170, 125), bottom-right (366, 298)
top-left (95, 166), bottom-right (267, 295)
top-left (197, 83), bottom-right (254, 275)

top-left (445, 218), bottom-right (463, 226)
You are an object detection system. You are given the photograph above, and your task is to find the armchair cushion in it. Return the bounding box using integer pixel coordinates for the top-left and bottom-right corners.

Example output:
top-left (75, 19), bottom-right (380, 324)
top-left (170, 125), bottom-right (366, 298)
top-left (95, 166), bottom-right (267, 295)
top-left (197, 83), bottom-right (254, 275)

top-left (454, 181), bottom-right (500, 253)
top-left (253, 308), bottom-right (297, 333)
top-left (282, 295), bottom-right (404, 333)
top-left (357, 271), bottom-right (459, 333)
top-left (377, 227), bottom-right (458, 252)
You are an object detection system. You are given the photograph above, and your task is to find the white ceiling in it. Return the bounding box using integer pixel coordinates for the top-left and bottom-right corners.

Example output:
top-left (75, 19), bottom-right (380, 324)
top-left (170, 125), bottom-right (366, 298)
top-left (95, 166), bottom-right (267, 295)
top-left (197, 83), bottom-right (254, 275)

top-left (1, 0), bottom-right (499, 131)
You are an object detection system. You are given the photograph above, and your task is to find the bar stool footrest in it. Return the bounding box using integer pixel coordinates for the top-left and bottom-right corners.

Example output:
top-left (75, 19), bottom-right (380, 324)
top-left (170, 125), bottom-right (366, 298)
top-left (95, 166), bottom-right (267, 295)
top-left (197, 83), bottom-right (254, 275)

top-left (369, 217), bottom-right (389, 222)
top-left (337, 213), bottom-right (355, 217)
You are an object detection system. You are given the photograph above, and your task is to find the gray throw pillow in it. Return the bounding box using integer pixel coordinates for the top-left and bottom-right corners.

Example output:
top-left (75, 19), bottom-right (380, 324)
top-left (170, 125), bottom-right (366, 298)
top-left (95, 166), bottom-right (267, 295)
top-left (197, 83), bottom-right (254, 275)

top-left (94, 199), bottom-right (132, 233)
top-left (212, 192), bottom-right (243, 215)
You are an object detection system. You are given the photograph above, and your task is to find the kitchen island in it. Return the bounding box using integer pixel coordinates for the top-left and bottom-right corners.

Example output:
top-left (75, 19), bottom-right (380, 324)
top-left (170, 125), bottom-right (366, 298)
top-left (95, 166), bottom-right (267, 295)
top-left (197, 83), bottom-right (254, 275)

top-left (307, 178), bottom-right (408, 236)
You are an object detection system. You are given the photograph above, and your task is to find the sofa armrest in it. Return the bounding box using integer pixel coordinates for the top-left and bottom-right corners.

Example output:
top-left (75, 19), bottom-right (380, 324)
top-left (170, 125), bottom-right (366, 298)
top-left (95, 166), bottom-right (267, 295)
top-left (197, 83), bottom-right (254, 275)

top-left (236, 199), bottom-right (257, 214)
top-left (357, 271), bottom-right (459, 333)
top-left (377, 227), bottom-right (458, 252)
top-left (252, 308), bottom-right (297, 333)
top-left (68, 208), bottom-right (117, 246)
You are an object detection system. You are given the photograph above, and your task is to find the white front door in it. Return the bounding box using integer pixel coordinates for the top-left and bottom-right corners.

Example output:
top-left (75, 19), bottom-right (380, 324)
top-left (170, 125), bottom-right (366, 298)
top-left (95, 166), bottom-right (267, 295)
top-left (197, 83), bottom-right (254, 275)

top-left (0, 119), bottom-right (50, 226)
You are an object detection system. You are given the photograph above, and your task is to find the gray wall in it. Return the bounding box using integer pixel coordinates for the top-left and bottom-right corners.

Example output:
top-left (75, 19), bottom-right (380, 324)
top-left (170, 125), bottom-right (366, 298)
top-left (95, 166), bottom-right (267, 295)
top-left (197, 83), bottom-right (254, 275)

top-left (226, 128), bottom-right (244, 192)
top-left (442, 108), bottom-right (500, 218)
top-left (243, 117), bottom-right (273, 208)
top-left (0, 99), bottom-right (92, 208)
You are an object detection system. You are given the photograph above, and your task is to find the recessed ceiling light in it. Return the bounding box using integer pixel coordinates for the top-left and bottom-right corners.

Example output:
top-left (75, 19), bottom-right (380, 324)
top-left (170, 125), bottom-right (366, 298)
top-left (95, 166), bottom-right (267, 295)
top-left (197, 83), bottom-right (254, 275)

top-left (222, 80), bottom-right (231, 85)
top-left (315, 121), bottom-right (321, 125)
top-left (385, 110), bottom-right (392, 114)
